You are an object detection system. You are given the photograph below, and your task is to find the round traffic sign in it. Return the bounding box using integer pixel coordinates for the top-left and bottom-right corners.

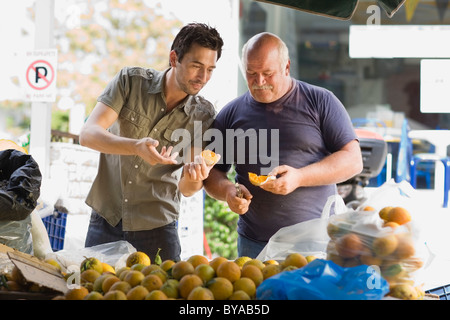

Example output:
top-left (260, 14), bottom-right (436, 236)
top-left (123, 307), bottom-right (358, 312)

top-left (26, 59), bottom-right (55, 90)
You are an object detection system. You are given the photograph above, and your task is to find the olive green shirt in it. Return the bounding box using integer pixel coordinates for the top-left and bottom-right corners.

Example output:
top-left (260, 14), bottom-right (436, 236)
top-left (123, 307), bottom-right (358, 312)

top-left (85, 67), bottom-right (216, 231)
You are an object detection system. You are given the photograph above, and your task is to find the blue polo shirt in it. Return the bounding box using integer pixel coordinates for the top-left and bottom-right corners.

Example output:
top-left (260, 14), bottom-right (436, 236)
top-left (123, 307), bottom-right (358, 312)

top-left (212, 79), bottom-right (357, 242)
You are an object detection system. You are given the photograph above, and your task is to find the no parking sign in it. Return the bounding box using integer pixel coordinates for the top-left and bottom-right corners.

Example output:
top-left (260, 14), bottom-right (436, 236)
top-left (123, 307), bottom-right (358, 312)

top-left (22, 49), bottom-right (58, 102)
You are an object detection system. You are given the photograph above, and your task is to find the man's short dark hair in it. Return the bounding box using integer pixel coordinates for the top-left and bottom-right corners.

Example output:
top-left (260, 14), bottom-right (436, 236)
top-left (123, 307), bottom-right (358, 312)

top-left (170, 23), bottom-right (224, 65)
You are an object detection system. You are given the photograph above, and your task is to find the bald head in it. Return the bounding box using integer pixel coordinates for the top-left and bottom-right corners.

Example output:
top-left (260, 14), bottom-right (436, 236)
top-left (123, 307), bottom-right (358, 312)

top-left (241, 32), bottom-right (292, 103)
top-left (241, 32), bottom-right (289, 71)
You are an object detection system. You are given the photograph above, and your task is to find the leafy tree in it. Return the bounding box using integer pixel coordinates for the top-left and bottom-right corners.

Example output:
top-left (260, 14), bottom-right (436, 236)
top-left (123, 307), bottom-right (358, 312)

top-left (55, 0), bottom-right (182, 119)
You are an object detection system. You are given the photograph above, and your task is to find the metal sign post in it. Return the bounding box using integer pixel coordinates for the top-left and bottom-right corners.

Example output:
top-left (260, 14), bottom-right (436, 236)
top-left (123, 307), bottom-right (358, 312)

top-left (29, 0), bottom-right (55, 179)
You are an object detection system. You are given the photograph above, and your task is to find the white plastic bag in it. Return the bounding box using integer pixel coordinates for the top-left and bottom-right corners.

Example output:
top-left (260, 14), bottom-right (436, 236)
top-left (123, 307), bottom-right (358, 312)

top-left (357, 179), bottom-right (416, 213)
top-left (45, 240), bottom-right (136, 272)
top-left (30, 209), bottom-right (53, 259)
top-left (327, 180), bottom-right (433, 299)
top-left (0, 215), bottom-right (33, 254)
top-left (256, 194), bottom-right (347, 261)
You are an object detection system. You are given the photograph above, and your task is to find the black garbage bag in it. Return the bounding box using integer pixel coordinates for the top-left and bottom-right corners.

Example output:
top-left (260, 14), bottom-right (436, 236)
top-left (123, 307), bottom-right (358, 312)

top-left (0, 149), bottom-right (42, 221)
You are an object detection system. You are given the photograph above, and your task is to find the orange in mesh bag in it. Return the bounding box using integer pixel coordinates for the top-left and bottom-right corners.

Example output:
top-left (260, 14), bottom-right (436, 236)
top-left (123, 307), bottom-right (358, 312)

top-left (326, 207), bottom-right (428, 300)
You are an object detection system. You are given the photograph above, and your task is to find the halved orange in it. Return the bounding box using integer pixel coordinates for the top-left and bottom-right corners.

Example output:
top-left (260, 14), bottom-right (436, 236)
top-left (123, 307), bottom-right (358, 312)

top-left (201, 150), bottom-right (220, 166)
top-left (0, 139), bottom-right (28, 154)
top-left (248, 172), bottom-right (275, 186)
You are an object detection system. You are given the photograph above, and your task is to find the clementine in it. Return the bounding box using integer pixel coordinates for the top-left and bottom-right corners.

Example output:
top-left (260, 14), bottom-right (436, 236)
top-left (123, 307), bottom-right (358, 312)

top-left (387, 207), bottom-right (411, 225)
top-left (187, 254), bottom-right (209, 268)
top-left (209, 256), bottom-right (228, 272)
top-left (248, 172), bottom-right (275, 186)
top-left (335, 233), bottom-right (364, 258)
top-left (178, 274), bottom-right (204, 299)
top-left (201, 150), bottom-right (220, 166)
top-left (372, 234), bottom-right (399, 257)
top-left (126, 251), bottom-right (151, 268)
top-left (216, 261), bottom-right (241, 283)
top-left (233, 277), bottom-right (256, 298)
top-left (65, 286), bottom-right (89, 300)
top-left (126, 285), bottom-right (149, 300)
top-left (145, 289), bottom-right (168, 300)
top-left (187, 286), bottom-right (214, 300)
top-left (281, 253), bottom-right (308, 269)
top-left (171, 261), bottom-right (195, 280)
top-left (206, 277), bottom-right (233, 300)
top-left (379, 206), bottom-right (394, 221)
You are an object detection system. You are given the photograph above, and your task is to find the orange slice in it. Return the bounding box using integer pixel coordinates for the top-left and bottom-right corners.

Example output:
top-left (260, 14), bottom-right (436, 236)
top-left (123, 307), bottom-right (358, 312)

top-left (201, 150), bottom-right (220, 166)
top-left (0, 139), bottom-right (28, 154)
top-left (248, 172), bottom-right (275, 186)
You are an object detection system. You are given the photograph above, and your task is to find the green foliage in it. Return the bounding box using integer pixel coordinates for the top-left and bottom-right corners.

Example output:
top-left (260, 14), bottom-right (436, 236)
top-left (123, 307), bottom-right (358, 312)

top-left (0, 101), bottom-right (30, 138)
top-left (203, 194), bottom-right (238, 260)
top-left (203, 167), bottom-right (238, 260)
top-left (51, 110), bottom-right (69, 132)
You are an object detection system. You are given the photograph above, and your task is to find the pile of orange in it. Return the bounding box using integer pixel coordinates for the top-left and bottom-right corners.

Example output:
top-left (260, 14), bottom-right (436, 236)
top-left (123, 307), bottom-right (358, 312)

top-left (47, 251), bottom-right (318, 300)
top-left (326, 206), bottom-right (424, 300)
top-left (380, 206), bottom-right (412, 228)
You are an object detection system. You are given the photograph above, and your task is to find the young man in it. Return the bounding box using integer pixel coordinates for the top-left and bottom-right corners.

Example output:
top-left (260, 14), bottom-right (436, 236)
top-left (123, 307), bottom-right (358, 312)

top-left (204, 32), bottom-right (363, 258)
top-left (79, 23), bottom-right (224, 261)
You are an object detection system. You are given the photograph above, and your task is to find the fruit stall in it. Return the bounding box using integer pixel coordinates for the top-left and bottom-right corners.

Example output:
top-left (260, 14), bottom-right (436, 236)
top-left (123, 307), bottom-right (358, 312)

top-left (1, 179), bottom-right (445, 301)
top-left (0, 140), bottom-right (446, 301)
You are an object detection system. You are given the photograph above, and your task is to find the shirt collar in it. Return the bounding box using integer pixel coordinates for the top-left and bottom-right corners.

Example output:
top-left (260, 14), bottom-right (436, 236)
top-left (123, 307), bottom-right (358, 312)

top-left (147, 67), bottom-right (169, 95)
top-left (183, 96), bottom-right (198, 115)
top-left (147, 67), bottom-right (198, 116)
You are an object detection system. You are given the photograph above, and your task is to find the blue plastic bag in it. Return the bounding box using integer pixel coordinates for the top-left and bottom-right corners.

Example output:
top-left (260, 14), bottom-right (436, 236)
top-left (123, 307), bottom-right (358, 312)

top-left (256, 259), bottom-right (389, 300)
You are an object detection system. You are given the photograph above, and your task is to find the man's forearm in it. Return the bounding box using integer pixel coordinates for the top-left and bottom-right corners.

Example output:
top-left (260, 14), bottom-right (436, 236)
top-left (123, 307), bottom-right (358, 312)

top-left (298, 140), bottom-right (363, 186)
top-left (179, 177), bottom-right (203, 197)
top-left (80, 124), bottom-right (138, 155)
top-left (203, 168), bottom-right (233, 201)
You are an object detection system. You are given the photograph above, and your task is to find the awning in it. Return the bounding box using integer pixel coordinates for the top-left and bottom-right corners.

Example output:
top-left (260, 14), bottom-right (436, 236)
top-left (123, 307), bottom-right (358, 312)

top-left (255, 0), bottom-right (406, 20)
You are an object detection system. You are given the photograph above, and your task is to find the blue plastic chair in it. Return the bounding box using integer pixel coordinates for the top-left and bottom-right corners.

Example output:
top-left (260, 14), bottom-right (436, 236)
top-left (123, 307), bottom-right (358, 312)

top-left (410, 154), bottom-right (450, 208)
